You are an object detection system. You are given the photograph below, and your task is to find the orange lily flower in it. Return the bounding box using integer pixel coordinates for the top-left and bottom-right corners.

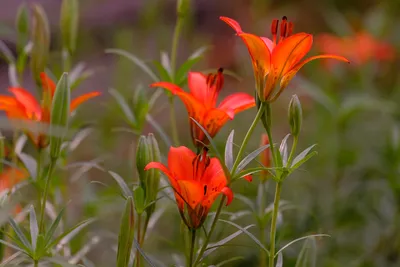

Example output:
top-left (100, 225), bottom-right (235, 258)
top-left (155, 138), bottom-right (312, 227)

top-left (145, 146), bottom-right (233, 229)
top-left (316, 31), bottom-right (395, 67)
top-left (0, 167), bottom-right (28, 193)
top-left (259, 134), bottom-right (271, 182)
top-left (150, 69), bottom-right (255, 147)
top-left (220, 16), bottom-right (350, 102)
top-left (0, 72), bottom-right (100, 148)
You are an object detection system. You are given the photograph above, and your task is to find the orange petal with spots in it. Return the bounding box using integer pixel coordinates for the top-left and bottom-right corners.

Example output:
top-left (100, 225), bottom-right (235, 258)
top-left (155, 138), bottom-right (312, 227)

top-left (177, 180), bottom-right (203, 210)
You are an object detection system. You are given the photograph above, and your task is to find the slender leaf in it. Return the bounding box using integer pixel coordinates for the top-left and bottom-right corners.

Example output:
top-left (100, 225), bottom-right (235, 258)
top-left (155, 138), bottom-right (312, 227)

top-left (109, 88), bottom-right (136, 125)
top-left (108, 171), bottom-right (132, 199)
top-left (8, 218), bottom-right (31, 252)
top-left (0, 40), bottom-right (15, 63)
top-left (236, 145), bottom-right (270, 174)
top-left (49, 219), bottom-right (95, 249)
top-left (294, 237), bottom-right (317, 267)
top-left (133, 238), bottom-right (157, 267)
top-left (153, 61), bottom-right (172, 82)
top-left (291, 144), bottom-right (317, 169)
top-left (160, 51), bottom-right (172, 77)
top-left (216, 256), bottom-right (244, 267)
top-left (190, 118), bottom-right (221, 159)
top-left (45, 256), bottom-right (80, 267)
top-left (44, 206), bottom-right (66, 245)
top-left (175, 57), bottom-right (201, 86)
top-left (29, 206), bottom-right (38, 251)
top-left (276, 234), bottom-right (329, 256)
top-left (0, 239), bottom-right (25, 253)
top-left (17, 152), bottom-right (37, 181)
top-left (224, 130), bottom-right (234, 171)
top-left (276, 252), bottom-right (283, 267)
top-left (117, 197), bottom-right (134, 267)
top-left (0, 251), bottom-right (23, 266)
top-left (202, 224), bottom-right (254, 259)
top-left (105, 49), bottom-right (159, 81)
top-left (219, 220), bottom-right (269, 256)
top-left (279, 134), bottom-right (290, 166)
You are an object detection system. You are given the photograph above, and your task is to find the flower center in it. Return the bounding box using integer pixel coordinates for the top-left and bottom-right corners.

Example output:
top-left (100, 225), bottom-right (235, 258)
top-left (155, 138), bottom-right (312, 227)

top-left (205, 68), bottom-right (224, 106)
top-left (271, 16), bottom-right (293, 45)
top-left (192, 148), bottom-right (210, 181)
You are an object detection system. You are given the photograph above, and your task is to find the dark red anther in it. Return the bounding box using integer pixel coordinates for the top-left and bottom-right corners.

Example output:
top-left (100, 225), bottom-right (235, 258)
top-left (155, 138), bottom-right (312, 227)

top-left (280, 16), bottom-right (288, 40)
top-left (271, 19), bottom-right (279, 36)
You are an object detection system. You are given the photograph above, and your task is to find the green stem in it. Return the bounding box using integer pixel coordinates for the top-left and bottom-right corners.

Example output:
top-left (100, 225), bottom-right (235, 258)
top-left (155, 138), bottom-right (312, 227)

top-left (189, 229), bottom-right (196, 267)
top-left (264, 104), bottom-right (278, 167)
top-left (258, 181), bottom-right (267, 267)
top-left (39, 159), bottom-right (56, 234)
top-left (62, 49), bottom-right (71, 72)
top-left (169, 96), bottom-right (180, 146)
top-left (287, 135), bottom-right (298, 167)
top-left (194, 103), bottom-right (265, 265)
top-left (269, 182), bottom-right (282, 267)
top-left (139, 213), bottom-right (150, 245)
top-left (231, 102), bottom-right (265, 175)
top-left (135, 215), bottom-right (142, 267)
top-left (34, 260), bottom-right (38, 267)
top-left (170, 14), bottom-right (184, 75)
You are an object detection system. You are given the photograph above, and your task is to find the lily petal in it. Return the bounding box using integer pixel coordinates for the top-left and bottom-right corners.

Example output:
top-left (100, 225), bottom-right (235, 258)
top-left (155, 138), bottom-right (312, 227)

top-left (167, 146), bottom-right (196, 181)
top-left (261, 37), bottom-right (275, 53)
top-left (221, 186), bottom-right (233, 206)
top-left (202, 109), bottom-right (232, 139)
top-left (8, 88), bottom-right (41, 120)
top-left (177, 180), bottom-right (203, 210)
top-left (70, 92), bottom-right (101, 112)
top-left (280, 54), bottom-right (350, 91)
top-left (0, 96), bottom-right (27, 119)
top-left (188, 72), bottom-right (210, 104)
top-left (272, 33), bottom-right (313, 78)
top-left (219, 16), bottom-right (243, 34)
top-left (218, 93), bottom-right (255, 115)
top-left (40, 72), bottom-right (56, 97)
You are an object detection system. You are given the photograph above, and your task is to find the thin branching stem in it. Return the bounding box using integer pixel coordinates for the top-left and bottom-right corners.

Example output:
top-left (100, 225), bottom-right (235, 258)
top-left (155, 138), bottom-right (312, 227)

top-left (189, 229), bottom-right (196, 267)
top-left (39, 158), bottom-right (56, 234)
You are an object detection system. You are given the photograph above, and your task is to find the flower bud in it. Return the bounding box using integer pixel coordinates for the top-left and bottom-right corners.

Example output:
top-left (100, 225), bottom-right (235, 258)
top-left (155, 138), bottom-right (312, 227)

top-left (49, 73), bottom-right (70, 159)
top-left (259, 134), bottom-right (271, 182)
top-left (136, 133), bottom-right (161, 215)
top-left (15, 3), bottom-right (29, 54)
top-left (288, 95), bottom-right (302, 137)
top-left (30, 4), bottom-right (50, 84)
top-left (60, 0), bottom-right (79, 54)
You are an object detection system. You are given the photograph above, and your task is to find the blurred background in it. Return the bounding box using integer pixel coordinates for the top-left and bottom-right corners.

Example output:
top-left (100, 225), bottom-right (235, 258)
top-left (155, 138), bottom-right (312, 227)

top-left (0, 0), bottom-right (400, 266)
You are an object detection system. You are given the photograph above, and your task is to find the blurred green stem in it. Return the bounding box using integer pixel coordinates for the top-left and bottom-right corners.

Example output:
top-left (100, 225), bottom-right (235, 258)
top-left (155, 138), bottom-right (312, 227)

top-left (170, 13), bottom-right (184, 75)
top-left (135, 215), bottom-right (142, 267)
top-left (169, 96), bottom-right (180, 146)
top-left (194, 103), bottom-right (265, 265)
top-left (62, 49), bottom-right (71, 72)
top-left (287, 136), bottom-right (298, 167)
top-left (39, 159), bottom-right (56, 234)
top-left (269, 181), bottom-right (282, 267)
top-left (189, 229), bottom-right (196, 267)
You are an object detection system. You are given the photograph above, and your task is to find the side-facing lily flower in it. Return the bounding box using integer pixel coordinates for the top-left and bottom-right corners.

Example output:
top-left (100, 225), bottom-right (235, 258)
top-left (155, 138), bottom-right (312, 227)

top-left (144, 146), bottom-right (233, 229)
top-left (0, 72), bottom-right (100, 148)
top-left (150, 69), bottom-right (255, 147)
top-left (220, 16), bottom-right (350, 102)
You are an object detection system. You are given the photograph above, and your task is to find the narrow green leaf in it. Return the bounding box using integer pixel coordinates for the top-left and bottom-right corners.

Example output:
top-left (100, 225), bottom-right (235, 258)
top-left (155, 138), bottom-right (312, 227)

top-left (235, 145), bottom-right (270, 174)
top-left (294, 237), bottom-right (318, 267)
top-left (15, 3), bottom-right (29, 54)
top-left (176, 57), bottom-right (201, 86)
top-left (116, 197), bottom-right (134, 267)
top-left (0, 240), bottom-right (24, 253)
top-left (189, 46), bottom-right (210, 59)
top-left (224, 130), bottom-right (234, 171)
top-left (190, 118), bottom-right (221, 159)
top-left (8, 218), bottom-right (31, 252)
top-left (279, 134), bottom-right (290, 166)
top-left (132, 238), bottom-right (157, 267)
top-left (216, 256), bottom-right (244, 267)
top-left (29, 206), bottom-right (38, 252)
top-left (153, 61), bottom-right (172, 82)
top-left (44, 206), bottom-right (66, 245)
top-left (109, 88), bottom-right (136, 125)
top-left (49, 73), bottom-right (70, 159)
top-left (291, 144), bottom-right (317, 169)
top-left (48, 219), bottom-right (95, 249)
top-left (276, 234), bottom-right (329, 256)
top-left (17, 152), bottom-right (37, 181)
top-left (160, 51), bottom-right (172, 77)
top-left (202, 224), bottom-right (255, 260)
top-left (60, 0), bottom-right (79, 54)
top-left (0, 40), bottom-right (15, 63)
top-left (276, 252), bottom-right (283, 267)
top-left (105, 49), bottom-right (159, 81)
top-left (219, 219), bottom-right (269, 256)
top-left (108, 171), bottom-right (132, 199)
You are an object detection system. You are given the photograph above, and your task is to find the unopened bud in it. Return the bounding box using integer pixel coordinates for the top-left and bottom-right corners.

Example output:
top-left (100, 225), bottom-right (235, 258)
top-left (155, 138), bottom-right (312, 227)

top-left (288, 95), bottom-right (302, 137)
top-left (136, 133), bottom-right (161, 215)
top-left (15, 3), bottom-right (29, 54)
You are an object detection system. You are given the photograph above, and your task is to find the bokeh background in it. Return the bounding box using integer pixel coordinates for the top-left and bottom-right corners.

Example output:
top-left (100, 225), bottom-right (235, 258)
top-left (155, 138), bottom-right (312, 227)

top-left (1, 0), bottom-right (400, 266)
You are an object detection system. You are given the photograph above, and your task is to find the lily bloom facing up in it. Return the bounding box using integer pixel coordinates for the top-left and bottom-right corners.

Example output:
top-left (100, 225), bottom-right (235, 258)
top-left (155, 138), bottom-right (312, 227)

top-left (316, 32), bottom-right (395, 67)
top-left (0, 72), bottom-right (100, 148)
top-left (150, 69), bottom-right (255, 148)
top-left (145, 146), bottom-right (233, 229)
top-left (220, 16), bottom-right (349, 102)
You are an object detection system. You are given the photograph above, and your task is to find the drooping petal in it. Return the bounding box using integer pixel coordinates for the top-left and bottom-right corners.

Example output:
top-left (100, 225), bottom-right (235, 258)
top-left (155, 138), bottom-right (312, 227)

top-left (40, 72), bottom-right (56, 97)
top-left (280, 54), bottom-right (350, 91)
top-left (8, 88), bottom-right (41, 120)
top-left (219, 16), bottom-right (243, 34)
top-left (188, 72), bottom-right (209, 104)
top-left (272, 33), bottom-right (313, 78)
top-left (238, 33), bottom-right (271, 78)
top-left (167, 146), bottom-right (196, 181)
top-left (70, 92), bottom-right (101, 112)
top-left (221, 186), bottom-right (233, 206)
top-left (177, 180), bottom-right (203, 210)
top-left (218, 93), bottom-right (255, 116)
